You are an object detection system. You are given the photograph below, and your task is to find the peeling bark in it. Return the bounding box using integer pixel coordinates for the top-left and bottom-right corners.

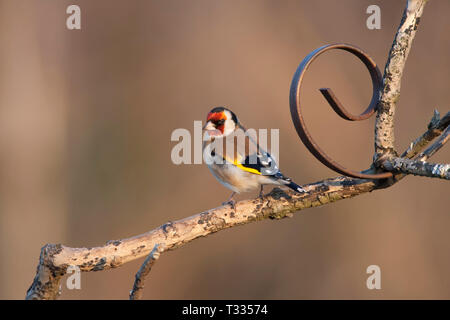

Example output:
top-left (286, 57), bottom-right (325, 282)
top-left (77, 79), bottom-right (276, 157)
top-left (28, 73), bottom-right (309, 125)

top-left (374, 0), bottom-right (428, 160)
top-left (385, 157), bottom-right (450, 180)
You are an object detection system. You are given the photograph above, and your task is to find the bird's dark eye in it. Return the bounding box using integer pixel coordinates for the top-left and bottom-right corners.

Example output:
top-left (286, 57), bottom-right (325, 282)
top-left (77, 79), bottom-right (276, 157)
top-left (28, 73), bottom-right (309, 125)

top-left (215, 119), bottom-right (225, 126)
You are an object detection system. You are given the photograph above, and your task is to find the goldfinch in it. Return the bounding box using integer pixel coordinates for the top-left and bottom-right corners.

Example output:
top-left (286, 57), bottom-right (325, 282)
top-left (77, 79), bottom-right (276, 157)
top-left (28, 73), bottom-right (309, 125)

top-left (202, 106), bottom-right (305, 207)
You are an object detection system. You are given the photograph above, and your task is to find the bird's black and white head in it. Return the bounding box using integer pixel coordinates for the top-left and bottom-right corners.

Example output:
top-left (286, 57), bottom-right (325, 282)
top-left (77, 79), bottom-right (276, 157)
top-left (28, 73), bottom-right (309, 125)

top-left (203, 107), bottom-right (239, 139)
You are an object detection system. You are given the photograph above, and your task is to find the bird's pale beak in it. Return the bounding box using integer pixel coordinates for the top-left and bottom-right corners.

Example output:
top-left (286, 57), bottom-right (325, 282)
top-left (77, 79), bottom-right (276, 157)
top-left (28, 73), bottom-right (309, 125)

top-left (203, 121), bottom-right (222, 137)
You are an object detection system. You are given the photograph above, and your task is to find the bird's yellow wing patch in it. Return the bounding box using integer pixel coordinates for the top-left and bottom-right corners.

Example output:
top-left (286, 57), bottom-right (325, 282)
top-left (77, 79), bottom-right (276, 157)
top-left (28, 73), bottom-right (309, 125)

top-left (222, 154), bottom-right (262, 175)
top-left (234, 161), bottom-right (262, 175)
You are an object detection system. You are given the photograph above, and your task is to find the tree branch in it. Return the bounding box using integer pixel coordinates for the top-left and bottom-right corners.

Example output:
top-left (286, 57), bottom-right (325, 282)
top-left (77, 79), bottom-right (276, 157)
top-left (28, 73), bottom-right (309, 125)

top-left (384, 157), bottom-right (449, 180)
top-left (26, 244), bottom-right (66, 300)
top-left (129, 244), bottom-right (163, 300)
top-left (374, 0), bottom-right (428, 160)
top-left (384, 112), bottom-right (450, 179)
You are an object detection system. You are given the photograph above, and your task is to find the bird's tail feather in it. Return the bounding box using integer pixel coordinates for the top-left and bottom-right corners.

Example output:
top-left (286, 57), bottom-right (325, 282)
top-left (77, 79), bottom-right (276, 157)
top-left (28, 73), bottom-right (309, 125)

top-left (273, 172), bottom-right (305, 193)
top-left (285, 180), bottom-right (306, 194)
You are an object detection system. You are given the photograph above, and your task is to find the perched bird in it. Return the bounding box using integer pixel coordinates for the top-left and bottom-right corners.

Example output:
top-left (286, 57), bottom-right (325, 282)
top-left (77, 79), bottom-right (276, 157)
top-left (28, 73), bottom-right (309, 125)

top-left (202, 106), bottom-right (305, 207)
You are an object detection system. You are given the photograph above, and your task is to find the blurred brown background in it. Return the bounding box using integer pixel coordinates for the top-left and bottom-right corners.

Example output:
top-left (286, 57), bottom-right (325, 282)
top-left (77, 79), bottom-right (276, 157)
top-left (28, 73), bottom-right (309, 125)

top-left (0, 0), bottom-right (449, 299)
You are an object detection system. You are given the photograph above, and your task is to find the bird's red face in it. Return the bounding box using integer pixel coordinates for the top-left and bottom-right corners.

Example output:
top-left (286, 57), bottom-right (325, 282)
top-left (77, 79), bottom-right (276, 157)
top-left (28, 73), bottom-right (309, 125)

top-left (207, 111), bottom-right (226, 132)
top-left (203, 107), bottom-right (238, 140)
top-left (204, 111), bottom-right (227, 136)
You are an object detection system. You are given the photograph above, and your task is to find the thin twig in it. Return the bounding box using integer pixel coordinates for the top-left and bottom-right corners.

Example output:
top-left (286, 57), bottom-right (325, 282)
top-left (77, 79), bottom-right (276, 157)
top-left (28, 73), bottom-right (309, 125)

top-left (401, 111), bottom-right (450, 158)
top-left (129, 244), bottom-right (163, 300)
top-left (419, 126), bottom-right (450, 160)
top-left (384, 113), bottom-right (450, 179)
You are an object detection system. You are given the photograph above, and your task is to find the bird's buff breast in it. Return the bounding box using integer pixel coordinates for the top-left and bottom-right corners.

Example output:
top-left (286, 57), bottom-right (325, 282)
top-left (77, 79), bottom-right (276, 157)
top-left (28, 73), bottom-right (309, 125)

top-left (207, 162), bottom-right (274, 193)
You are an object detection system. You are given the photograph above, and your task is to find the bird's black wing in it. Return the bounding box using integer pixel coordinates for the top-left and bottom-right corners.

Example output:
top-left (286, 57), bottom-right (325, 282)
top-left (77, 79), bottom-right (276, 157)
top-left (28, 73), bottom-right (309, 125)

top-left (241, 151), bottom-right (282, 177)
